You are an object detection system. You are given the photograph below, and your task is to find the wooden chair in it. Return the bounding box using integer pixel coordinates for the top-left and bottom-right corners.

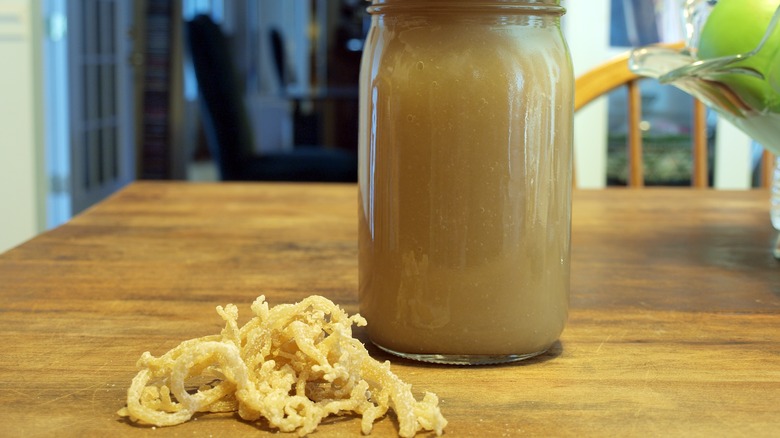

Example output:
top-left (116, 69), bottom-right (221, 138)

top-left (574, 44), bottom-right (774, 188)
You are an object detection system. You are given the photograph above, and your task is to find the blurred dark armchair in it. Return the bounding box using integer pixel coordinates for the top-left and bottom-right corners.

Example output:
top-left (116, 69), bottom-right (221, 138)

top-left (185, 14), bottom-right (357, 182)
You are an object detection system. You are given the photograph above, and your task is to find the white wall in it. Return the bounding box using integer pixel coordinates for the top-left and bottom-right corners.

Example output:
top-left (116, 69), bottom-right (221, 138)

top-left (256, 0), bottom-right (311, 95)
top-left (563, 0), bottom-right (623, 188)
top-left (0, 0), bottom-right (46, 254)
top-left (714, 120), bottom-right (753, 189)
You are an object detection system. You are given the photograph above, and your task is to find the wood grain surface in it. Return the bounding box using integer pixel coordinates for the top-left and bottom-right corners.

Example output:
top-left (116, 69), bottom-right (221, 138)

top-left (1, 182), bottom-right (779, 437)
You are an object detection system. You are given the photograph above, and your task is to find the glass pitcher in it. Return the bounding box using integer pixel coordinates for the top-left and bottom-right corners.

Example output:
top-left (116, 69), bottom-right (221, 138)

top-left (629, 1), bottom-right (780, 236)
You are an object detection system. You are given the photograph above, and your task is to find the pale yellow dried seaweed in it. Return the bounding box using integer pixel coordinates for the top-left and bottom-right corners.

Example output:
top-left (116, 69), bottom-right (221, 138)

top-left (118, 295), bottom-right (447, 437)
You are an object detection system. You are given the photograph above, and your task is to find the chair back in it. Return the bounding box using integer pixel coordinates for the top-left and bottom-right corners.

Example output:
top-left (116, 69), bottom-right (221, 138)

top-left (185, 14), bottom-right (254, 180)
top-left (269, 28), bottom-right (288, 89)
top-left (575, 44), bottom-right (774, 188)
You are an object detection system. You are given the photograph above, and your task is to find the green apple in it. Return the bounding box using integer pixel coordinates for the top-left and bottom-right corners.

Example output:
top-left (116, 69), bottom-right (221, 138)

top-left (697, 0), bottom-right (780, 113)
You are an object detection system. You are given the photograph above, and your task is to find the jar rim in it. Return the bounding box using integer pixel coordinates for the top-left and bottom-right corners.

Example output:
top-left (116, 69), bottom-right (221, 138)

top-left (367, 0), bottom-right (565, 16)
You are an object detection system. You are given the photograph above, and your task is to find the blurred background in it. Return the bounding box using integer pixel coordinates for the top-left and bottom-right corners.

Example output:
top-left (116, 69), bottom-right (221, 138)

top-left (0, 0), bottom-right (765, 253)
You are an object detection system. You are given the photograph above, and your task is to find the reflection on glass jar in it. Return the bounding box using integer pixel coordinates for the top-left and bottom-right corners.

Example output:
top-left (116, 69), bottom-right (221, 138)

top-left (358, 0), bottom-right (574, 364)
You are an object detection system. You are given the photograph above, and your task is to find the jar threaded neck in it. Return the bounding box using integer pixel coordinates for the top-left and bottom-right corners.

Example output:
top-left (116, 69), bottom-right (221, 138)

top-left (367, 1), bottom-right (565, 16)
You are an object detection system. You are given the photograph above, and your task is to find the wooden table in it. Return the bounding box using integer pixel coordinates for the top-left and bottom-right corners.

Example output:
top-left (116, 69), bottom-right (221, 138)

top-left (2, 182), bottom-right (779, 437)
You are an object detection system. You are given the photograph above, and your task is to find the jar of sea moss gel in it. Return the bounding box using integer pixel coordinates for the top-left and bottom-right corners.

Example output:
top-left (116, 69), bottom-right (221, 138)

top-left (358, 0), bottom-right (573, 365)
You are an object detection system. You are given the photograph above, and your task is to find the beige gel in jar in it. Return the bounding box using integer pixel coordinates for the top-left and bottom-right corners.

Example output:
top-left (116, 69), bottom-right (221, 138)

top-left (358, 0), bottom-right (573, 365)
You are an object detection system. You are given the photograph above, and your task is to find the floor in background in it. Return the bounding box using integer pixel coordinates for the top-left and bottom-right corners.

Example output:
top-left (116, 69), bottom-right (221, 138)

top-left (187, 160), bottom-right (218, 181)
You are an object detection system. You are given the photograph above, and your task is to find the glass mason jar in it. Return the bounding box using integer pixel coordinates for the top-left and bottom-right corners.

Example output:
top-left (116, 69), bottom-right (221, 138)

top-left (358, 0), bottom-right (573, 365)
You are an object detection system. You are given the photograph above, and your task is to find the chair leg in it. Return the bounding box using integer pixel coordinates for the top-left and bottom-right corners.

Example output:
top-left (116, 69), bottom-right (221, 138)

top-left (762, 149), bottom-right (776, 189)
top-left (692, 100), bottom-right (709, 188)
top-left (627, 80), bottom-right (644, 187)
